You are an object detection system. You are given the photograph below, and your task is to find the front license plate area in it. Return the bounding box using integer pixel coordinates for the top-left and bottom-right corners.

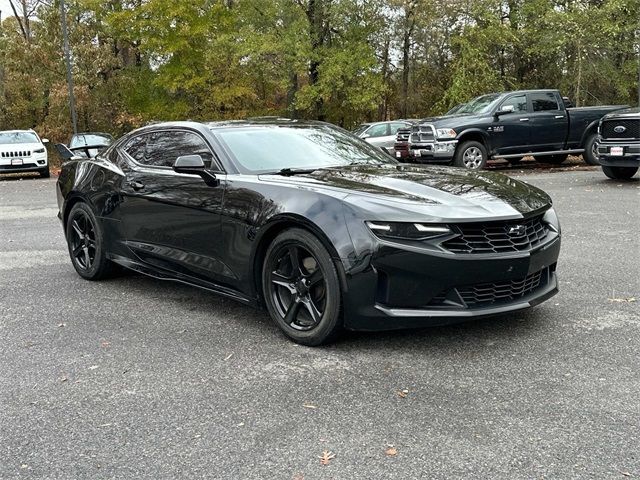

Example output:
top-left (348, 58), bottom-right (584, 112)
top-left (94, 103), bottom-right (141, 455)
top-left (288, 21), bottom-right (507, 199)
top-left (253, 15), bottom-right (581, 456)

top-left (11, 158), bottom-right (23, 165)
top-left (610, 146), bottom-right (624, 156)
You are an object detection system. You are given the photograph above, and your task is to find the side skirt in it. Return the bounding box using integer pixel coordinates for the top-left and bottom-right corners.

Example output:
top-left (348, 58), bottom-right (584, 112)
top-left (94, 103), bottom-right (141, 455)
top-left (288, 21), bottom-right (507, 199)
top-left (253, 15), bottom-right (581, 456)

top-left (108, 253), bottom-right (257, 306)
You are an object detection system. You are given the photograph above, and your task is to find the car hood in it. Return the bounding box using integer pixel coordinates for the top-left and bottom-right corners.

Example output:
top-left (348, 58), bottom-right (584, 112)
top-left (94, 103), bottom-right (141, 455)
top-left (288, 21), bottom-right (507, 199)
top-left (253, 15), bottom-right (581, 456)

top-left (260, 165), bottom-right (551, 221)
top-left (0, 142), bottom-right (44, 153)
top-left (420, 114), bottom-right (487, 129)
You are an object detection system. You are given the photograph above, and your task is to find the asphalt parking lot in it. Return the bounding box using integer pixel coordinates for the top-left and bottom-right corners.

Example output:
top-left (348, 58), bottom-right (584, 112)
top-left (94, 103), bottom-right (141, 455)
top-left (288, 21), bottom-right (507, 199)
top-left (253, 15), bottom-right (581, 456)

top-left (0, 168), bottom-right (638, 479)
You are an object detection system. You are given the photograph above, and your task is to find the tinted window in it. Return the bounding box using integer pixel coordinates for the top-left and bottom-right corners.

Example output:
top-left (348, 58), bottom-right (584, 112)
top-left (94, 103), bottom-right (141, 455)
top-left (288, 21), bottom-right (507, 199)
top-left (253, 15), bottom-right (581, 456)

top-left (500, 94), bottom-right (528, 113)
top-left (366, 124), bottom-right (389, 137)
top-left (214, 125), bottom-right (396, 173)
top-left (143, 131), bottom-right (215, 168)
top-left (123, 134), bottom-right (148, 163)
top-left (531, 92), bottom-right (560, 111)
top-left (458, 94), bottom-right (500, 114)
top-left (70, 133), bottom-right (113, 148)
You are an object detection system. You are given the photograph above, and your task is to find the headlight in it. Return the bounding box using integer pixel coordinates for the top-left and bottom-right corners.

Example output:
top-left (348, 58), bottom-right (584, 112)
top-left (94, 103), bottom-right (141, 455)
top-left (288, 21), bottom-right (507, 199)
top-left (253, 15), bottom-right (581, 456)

top-left (436, 128), bottom-right (456, 139)
top-left (366, 221), bottom-right (451, 240)
top-left (542, 207), bottom-right (560, 234)
top-left (34, 148), bottom-right (46, 153)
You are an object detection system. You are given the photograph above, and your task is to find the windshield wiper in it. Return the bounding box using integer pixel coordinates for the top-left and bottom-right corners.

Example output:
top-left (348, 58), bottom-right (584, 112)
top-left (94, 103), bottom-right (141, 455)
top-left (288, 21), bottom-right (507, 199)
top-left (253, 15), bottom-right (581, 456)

top-left (273, 168), bottom-right (317, 176)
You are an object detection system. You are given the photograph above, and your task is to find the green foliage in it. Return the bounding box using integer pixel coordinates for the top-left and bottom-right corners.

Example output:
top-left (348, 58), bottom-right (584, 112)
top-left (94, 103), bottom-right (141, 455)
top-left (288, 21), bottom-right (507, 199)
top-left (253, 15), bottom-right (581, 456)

top-left (0, 0), bottom-right (637, 141)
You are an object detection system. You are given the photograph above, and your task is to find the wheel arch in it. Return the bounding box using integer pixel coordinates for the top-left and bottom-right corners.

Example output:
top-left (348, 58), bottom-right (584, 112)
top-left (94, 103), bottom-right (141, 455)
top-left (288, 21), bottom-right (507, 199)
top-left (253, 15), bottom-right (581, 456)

top-left (456, 129), bottom-right (492, 153)
top-left (251, 214), bottom-right (349, 305)
top-left (62, 192), bottom-right (94, 235)
top-left (580, 120), bottom-right (600, 147)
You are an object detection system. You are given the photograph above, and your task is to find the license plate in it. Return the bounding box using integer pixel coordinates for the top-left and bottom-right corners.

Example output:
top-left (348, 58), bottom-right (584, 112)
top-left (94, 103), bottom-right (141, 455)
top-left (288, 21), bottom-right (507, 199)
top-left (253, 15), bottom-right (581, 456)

top-left (610, 146), bottom-right (624, 156)
top-left (11, 158), bottom-right (23, 165)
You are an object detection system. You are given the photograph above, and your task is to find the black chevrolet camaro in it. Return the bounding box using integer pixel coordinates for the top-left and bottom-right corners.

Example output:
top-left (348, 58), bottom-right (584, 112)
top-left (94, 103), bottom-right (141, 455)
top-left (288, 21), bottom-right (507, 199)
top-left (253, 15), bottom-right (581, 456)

top-left (56, 119), bottom-right (561, 345)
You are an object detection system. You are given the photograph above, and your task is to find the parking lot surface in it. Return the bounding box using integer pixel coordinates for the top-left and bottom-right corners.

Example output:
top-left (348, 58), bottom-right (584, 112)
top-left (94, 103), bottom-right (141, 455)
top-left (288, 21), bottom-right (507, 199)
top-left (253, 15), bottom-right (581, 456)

top-left (1, 169), bottom-right (638, 479)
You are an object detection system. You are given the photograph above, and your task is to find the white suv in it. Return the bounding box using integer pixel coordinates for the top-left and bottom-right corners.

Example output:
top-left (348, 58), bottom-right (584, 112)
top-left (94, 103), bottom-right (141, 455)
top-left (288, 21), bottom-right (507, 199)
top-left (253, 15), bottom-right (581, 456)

top-left (0, 130), bottom-right (50, 178)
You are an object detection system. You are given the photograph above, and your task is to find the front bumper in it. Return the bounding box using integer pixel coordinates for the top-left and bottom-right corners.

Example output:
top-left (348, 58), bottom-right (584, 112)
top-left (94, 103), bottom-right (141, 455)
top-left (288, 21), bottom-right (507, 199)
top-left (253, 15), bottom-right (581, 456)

top-left (597, 141), bottom-right (640, 167)
top-left (342, 235), bottom-right (560, 331)
top-left (0, 155), bottom-right (47, 173)
top-left (408, 140), bottom-right (457, 164)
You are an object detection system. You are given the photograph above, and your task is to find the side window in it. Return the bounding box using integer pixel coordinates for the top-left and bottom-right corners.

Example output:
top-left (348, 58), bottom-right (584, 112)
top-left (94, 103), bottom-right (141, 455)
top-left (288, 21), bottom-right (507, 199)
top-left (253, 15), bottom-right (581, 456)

top-left (500, 94), bottom-right (528, 113)
top-left (390, 122), bottom-right (409, 134)
top-left (143, 130), bottom-right (216, 169)
top-left (531, 92), bottom-right (560, 112)
top-left (123, 134), bottom-right (148, 163)
top-left (366, 124), bottom-right (389, 137)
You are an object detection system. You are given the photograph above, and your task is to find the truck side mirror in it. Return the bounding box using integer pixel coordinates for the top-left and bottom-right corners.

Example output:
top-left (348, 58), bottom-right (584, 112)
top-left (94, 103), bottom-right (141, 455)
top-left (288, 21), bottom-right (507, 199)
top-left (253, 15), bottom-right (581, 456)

top-left (496, 105), bottom-right (515, 115)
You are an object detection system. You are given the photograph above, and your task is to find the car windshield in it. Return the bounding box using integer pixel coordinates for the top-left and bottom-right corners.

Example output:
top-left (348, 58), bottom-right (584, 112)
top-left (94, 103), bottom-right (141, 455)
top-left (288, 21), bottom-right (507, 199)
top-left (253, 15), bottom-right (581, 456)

top-left (70, 133), bottom-right (112, 148)
top-left (213, 124), bottom-right (397, 174)
top-left (0, 131), bottom-right (39, 144)
top-left (352, 124), bottom-right (369, 136)
top-left (457, 94), bottom-right (500, 114)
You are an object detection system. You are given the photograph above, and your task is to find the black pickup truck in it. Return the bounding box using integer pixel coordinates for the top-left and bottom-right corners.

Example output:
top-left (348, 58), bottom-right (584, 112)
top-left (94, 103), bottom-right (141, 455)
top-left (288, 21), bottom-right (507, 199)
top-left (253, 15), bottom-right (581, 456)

top-left (404, 89), bottom-right (626, 169)
top-left (596, 107), bottom-right (639, 180)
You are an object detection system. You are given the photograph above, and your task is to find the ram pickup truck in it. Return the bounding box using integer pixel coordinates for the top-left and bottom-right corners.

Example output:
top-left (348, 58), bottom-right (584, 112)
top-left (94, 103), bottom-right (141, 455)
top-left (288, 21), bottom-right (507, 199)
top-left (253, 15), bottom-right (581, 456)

top-left (596, 107), bottom-right (639, 180)
top-left (404, 89), bottom-right (626, 169)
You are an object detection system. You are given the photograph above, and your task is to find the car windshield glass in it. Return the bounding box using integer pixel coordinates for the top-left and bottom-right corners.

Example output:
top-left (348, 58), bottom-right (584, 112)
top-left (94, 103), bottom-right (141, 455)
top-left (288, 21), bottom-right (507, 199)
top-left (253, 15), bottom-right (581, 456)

top-left (0, 131), bottom-right (39, 144)
top-left (352, 124), bottom-right (369, 136)
top-left (457, 94), bottom-right (500, 114)
top-left (70, 134), bottom-right (112, 148)
top-left (213, 125), bottom-right (397, 174)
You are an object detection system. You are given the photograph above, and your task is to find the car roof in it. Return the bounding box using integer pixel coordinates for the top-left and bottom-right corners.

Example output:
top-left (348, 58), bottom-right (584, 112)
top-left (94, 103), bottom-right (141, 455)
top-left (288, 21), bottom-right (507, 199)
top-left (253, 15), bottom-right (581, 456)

top-left (0, 129), bottom-right (36, 134)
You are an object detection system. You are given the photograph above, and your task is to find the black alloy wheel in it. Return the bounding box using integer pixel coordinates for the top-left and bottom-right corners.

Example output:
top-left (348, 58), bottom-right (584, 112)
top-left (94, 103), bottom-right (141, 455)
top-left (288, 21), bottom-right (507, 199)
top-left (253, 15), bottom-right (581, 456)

top-left (66, 202), bottom-right (113, 280)
top-left (262, 229), bottom-right (341, 346)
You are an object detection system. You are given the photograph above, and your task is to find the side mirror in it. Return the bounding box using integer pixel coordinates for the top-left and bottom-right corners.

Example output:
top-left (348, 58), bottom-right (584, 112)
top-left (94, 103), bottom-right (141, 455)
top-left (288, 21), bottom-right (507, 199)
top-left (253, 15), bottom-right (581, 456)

top-left (42, 138), bottom-right (50, 144)
top-left (496, 105), bottom-right (515, 116)
top-left (173, 155), bottom-right (219, 187)
top-left (54, 143), bottom-right (75, 160)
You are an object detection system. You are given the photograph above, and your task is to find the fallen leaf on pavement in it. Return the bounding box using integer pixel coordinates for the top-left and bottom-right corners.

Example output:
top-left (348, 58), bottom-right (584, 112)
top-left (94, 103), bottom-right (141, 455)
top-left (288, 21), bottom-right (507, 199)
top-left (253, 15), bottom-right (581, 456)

top-left (319, 450), bottom-right (336, 466)
top-left (397, 389), bottom-right (409, 398)
top-left (303, 404), bottom-right (317, 409)
top-left (385, 445), bottom-right (398, 456)
top-left (608, 297), bottom-right (636, 303)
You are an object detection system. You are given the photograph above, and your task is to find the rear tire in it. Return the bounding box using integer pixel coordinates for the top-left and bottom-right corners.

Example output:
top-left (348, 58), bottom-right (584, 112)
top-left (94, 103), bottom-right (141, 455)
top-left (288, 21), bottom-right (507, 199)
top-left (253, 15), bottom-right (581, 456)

top-left (262, 228), bottom-right (342, 346)
top-left (39, 166), bottom-right (50, 178)
top-left (583, 132), bottom-right (600, 165)
top-left (66, 202), bottom-right (114, 280)
top-left (454, 141), bottom-right (488, 170)
top-left (602, 166), bottom-right (638, 180)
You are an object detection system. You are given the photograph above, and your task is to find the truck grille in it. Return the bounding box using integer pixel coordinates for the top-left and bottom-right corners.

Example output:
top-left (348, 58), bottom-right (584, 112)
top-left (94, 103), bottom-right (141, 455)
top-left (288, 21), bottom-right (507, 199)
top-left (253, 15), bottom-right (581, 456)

top-left (442, 215), bottom-right (549, 254)
top-left (427, 267), bottom-right (551, 308)
top-left (410, 125), bottom-right (434, 143)
top-left (396, 128), bottom-right (411, 143)
top-left (600, 119), bottom-right (639, 140)
top-left (1, 150), bottom-right (32, 158)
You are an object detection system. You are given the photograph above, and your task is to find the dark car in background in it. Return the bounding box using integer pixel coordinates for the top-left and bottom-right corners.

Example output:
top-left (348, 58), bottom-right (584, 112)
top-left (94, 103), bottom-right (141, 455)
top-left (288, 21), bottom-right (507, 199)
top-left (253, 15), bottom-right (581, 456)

top-left (406, 89), bottom-right (625, 169)
top-left (596, 108), bottom-right (639, 180)
top-left (57, 119), bottom-right (561, 345)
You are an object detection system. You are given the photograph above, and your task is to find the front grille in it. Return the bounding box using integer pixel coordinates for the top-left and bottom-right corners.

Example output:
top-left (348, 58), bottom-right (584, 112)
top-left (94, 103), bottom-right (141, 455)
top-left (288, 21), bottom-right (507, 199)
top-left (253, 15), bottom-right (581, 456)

top-left (410, 125), bottom-right (434, 143)
top-left (457, 269), bottom-right (546, 307)
top-left (442, 215), bottom-right (549, 254)
top-left (396, 128), bottom-right (411, 143)
top-left (601, 119), bottom-right (640, 140)
top-left (427, 267), bottom-right (551, 309)
top-left (1, 150), bottom-right (32, 158)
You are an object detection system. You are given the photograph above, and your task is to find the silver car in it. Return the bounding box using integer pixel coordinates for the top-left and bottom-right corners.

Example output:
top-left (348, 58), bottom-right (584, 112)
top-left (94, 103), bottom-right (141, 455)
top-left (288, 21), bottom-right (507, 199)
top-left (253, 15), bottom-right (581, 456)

top-left (354, 121), bottom-right (412, 152)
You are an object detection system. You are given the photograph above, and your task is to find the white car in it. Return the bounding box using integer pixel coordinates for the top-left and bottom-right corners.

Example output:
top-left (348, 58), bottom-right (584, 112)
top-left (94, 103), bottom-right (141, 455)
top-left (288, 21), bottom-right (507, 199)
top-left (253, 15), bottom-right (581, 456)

top-left (0, 129), bottom-right (50, 178)
top-left (353, 120), bottom-right (413, 153)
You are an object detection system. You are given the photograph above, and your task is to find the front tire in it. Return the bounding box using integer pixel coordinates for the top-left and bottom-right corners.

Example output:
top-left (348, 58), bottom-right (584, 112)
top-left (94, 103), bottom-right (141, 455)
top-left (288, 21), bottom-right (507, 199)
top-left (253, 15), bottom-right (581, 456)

top-left (602, 166), bottom-right (638, 180)
top-left (262, 228), bottom-right (342, 346)
top-left (39, 166), bottom-right (50, 178)
top-left (583, 133), bottom-right (600, 165)
top-left (454, 141), bottom-right (488, 170)
top-left (66, 202), bottom-right (113, 280)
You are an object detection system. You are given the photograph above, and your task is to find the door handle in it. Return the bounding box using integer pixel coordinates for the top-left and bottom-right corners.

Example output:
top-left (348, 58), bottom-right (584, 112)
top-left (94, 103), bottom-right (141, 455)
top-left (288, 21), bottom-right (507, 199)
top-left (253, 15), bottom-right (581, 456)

top-left (519, 118), bottom-right (529, 122)
top-left (554, 115), bottom-right (565, 119)
top-left (128, 181), bottom-right (145, 191)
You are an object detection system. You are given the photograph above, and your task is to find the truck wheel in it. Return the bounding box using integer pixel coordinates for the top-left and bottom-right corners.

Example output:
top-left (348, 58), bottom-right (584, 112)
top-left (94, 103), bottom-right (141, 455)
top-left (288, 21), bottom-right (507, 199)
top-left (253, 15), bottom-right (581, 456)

top-left (583, 133), bottom-right (600, 165)
top-left (602, 166), bottom-right (638, 180)
top-left (454, 141), bottom-right (487, 170)
top-left (535, 154), bottom-right (568, 165)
